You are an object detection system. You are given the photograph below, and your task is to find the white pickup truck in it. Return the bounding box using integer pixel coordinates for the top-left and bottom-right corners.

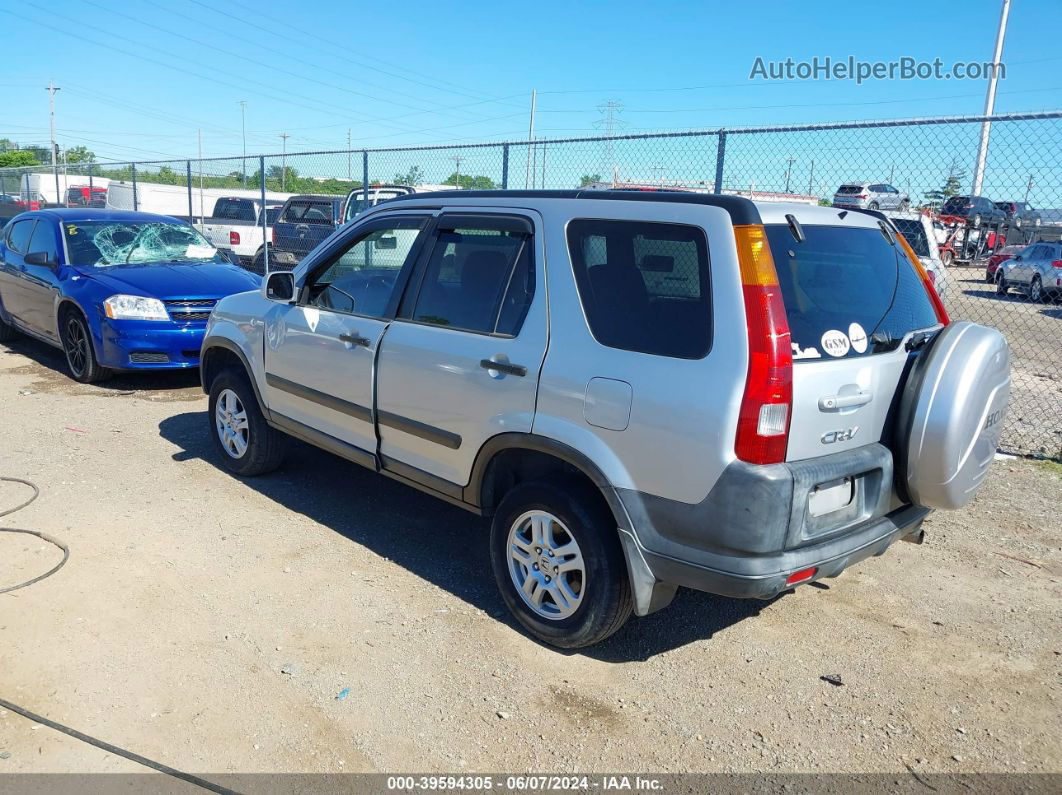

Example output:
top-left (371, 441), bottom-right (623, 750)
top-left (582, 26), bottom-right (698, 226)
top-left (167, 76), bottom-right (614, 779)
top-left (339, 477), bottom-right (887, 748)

top-left (200, 197), bottom-right (284, 273)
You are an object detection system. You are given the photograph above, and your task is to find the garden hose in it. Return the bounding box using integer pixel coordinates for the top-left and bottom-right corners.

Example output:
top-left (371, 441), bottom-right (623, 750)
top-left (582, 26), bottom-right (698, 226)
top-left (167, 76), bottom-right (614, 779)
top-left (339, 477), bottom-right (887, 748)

top-left (0, 476), bottom-right (69, 594)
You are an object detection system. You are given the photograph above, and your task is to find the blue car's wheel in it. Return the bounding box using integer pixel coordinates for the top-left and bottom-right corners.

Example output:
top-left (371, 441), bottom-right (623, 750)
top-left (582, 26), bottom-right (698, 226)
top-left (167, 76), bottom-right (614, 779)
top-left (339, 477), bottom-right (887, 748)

top-left (60, 310), bottom-right (111, 384)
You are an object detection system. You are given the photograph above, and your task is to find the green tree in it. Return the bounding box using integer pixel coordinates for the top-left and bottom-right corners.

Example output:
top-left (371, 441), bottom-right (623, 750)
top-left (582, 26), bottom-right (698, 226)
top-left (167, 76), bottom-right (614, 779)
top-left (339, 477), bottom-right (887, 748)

top-left (442, 172), bottom-right (496, 190)
top-left (0, 150), bottom-right (38, 168)
top-left (394, 165), bottom-right (425, 186)
top-left (923, 159), bottom-right (966, 210)
top-left (64, 145), bottom-right (96, 164)
top-left (579, 173), bottom-right (602, 187)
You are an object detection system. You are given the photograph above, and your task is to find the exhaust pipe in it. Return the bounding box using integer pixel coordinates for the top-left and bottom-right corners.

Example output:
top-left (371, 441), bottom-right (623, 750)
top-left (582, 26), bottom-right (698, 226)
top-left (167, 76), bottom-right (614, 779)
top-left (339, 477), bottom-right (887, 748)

top-left (902, 526), bottom-right (926, 545)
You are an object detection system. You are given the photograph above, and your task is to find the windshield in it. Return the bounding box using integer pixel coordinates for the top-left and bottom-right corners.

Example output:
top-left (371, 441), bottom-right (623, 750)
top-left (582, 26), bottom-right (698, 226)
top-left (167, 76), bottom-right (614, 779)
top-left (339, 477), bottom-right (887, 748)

top-left (62, 220), bottom-right (224, 267)
top-left (765, 224), bottom-right (938, 359)
top-left (891, 218), bottom-right (931, 257)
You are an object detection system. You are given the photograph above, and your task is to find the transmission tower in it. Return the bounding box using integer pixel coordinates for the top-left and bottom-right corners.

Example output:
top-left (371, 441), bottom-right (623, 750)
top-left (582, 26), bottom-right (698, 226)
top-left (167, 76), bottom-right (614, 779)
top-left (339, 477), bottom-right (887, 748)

top-left (594, 99), bottom-right (625, 186)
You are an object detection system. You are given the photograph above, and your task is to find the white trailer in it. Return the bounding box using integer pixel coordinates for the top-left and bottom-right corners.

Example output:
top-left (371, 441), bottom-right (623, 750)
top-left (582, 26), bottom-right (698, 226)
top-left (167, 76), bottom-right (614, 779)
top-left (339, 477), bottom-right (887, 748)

top-left (20, 172), bottom-right (111, 205)
top-left (106, 181), bottom-right (291, 219)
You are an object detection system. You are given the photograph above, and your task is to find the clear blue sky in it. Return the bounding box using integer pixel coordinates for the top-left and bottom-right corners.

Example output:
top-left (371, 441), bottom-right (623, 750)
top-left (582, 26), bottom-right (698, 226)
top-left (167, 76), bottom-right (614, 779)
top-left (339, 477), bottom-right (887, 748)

top-left (1, 0), bottom-right (1060, 163)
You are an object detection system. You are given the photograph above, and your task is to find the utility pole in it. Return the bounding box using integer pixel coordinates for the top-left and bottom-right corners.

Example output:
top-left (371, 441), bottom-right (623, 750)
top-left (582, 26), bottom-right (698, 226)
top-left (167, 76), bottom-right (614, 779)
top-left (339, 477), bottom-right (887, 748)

top-left (973, 0), bottom-right (1011, 196)
top-left (238, 100), bottom-right (247, 188)
top-left (784, 157), bottom-right (794, 194)
top-left (347, 128), bottom-right (352, 180)
top-left (808, 159), bottom-right (815, 197)
top-left (46, 81), bottom-right (60, 206)
top-left (453, 155), bottom-right (464, 190)
top-left (1023, 173), bottom-right (1034, 203)
top-left (279, 132), bottom-right (290, 191)
top-left (524, 89), bottom-right (536, 189)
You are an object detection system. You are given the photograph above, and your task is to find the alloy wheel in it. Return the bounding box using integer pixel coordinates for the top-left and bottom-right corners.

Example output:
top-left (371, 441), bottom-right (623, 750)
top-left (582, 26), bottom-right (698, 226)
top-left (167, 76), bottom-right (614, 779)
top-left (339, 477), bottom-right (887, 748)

top-left (507, 510), bottom-right (585, 620)
top-left (215, 388), bottom-right (250, 459)
top-left (65, 317), bottom-right (88, 377)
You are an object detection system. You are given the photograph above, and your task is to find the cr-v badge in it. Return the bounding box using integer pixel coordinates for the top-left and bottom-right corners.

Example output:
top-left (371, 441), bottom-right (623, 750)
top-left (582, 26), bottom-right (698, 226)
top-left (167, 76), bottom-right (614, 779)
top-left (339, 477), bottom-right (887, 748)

top-left (822, 427), bottom-right (859, 444)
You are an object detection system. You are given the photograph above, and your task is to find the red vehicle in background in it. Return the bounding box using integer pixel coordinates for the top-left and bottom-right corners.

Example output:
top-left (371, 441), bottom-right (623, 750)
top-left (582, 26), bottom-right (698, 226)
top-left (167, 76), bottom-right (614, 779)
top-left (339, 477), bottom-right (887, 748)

top-left (985, 244), bottom-right (1027, 284)
top-left (65, 184), bottom-right (107, 208)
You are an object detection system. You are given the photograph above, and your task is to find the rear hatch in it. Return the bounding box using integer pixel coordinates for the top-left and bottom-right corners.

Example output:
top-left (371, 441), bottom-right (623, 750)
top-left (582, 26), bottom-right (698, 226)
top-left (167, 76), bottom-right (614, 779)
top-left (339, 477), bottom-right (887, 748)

top-left (273, 200), bottom-right (337, 259)
top-left (763, 215), bottom-right (941, 463)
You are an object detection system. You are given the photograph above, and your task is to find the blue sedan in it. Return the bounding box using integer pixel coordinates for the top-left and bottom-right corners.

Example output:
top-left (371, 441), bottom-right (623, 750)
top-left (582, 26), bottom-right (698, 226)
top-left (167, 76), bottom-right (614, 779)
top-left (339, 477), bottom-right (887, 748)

top-left (0, 209), bottom-right (261, 382)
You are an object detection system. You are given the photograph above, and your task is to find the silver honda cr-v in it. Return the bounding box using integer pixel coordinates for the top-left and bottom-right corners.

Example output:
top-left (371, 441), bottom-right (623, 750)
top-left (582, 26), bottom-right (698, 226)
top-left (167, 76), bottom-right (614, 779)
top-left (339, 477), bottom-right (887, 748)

top-left (200, 190), bottom-right (1010, 648)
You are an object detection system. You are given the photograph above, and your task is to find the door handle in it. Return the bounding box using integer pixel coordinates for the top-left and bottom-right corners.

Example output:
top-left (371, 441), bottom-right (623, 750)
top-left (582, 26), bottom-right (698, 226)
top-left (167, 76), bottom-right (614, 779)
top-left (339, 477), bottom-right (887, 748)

top-left (480, 359), bottom-right (526, 377)
top-left (819, 391), bottom-right (872, 411)
top-left (339, 333), bottom-right (371, 347)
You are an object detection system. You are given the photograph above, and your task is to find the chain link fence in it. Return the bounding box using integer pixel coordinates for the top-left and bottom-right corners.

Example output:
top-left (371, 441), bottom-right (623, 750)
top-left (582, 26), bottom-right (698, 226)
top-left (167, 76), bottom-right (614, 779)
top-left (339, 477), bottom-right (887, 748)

top-left (2, 110), bottom-right (1060, 458)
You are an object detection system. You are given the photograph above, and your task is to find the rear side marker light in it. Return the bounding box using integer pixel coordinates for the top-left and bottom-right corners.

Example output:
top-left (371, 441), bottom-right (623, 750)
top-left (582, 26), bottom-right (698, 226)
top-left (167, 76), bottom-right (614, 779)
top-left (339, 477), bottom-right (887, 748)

top-left (786, 567), bottom-right (818, 586)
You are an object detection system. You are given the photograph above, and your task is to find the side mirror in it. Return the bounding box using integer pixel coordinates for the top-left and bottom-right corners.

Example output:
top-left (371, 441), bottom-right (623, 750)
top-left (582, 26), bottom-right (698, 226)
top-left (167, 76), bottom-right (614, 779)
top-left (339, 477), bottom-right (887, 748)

top-left (25, 251), bottom-right (57, 269)
top-left (266, 271), bottom-right (296, 302)
top-left (375, 235), bottom-right (398, 250)
top-left (222, 249), bottom-right (241, 265)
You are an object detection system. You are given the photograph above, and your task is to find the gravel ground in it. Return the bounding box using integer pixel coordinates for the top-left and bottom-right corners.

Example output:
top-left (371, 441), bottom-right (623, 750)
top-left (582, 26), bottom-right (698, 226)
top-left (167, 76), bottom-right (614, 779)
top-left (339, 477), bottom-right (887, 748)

top-left (0, 336), bottom-right (1060, 779)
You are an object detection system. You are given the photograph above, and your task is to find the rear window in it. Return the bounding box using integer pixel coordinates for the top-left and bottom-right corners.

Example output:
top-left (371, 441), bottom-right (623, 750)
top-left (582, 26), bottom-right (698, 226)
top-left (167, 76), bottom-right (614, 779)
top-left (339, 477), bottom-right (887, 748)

top-left (942, 197), bottom-right (969, 213)
top-left (212, 198), bottom-right (255, 221)
top-left (835, 185), bottom-right (864, 195)
top-left (567, 219), bottom-right (711, 359)
top-left (282, 201), bottom-right (333, 224)
top-left (765, 224), bottom-right (937, 360)
top-left (890, 218), bottom-right (930, 257)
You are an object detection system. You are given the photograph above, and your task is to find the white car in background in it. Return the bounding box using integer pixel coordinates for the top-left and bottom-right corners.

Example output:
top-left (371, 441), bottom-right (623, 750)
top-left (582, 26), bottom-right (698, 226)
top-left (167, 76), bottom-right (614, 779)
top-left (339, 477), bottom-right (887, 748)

top-left (885, 210), bottom-right (947, 299)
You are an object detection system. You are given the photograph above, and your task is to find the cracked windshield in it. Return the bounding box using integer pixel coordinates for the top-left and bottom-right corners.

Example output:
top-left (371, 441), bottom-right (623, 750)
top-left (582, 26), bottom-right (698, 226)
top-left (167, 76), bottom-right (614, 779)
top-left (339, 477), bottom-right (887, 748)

top-left (62, 221), bottom-right (223, 267)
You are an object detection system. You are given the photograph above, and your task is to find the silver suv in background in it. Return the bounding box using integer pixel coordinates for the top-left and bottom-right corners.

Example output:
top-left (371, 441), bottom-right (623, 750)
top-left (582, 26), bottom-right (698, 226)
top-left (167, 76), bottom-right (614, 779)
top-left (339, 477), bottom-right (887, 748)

top-left (200, 191), bottom-right (1010, 648)
top-left (833, 182), bottom-right (910, 211)
top-left (997, 240), bottom-right (1062, 302)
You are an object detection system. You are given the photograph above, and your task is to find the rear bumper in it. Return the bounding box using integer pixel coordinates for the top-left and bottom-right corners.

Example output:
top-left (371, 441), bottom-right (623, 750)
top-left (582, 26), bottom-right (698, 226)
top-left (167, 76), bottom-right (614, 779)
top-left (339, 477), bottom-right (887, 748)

top-left (98, 318), bottom-right (206, 370)
top-left (617, 443), bottom-right (929, 601)
top-left (639, 504), bottom-right (928, 599)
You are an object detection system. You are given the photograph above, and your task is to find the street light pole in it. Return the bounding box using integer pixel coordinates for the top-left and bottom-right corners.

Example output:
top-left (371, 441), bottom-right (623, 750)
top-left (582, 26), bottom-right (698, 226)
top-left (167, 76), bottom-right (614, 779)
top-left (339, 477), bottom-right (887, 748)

top-left (972, 0), bottom-right (1011, 196)
top-left (239, 100), bottom-right (247, 188)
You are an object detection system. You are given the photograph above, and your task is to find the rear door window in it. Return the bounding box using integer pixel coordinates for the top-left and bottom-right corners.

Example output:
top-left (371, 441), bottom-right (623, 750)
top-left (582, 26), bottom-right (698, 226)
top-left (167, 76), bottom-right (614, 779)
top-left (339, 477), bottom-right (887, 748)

top-left (764, 224), bottom-right (938, 360)
top-left (408, 220), bottom-right (533, 336)
top-left (942, 197), bottom-right (968, 213)
top-left (6, 219), bottom-right (36, 254)
top-left (567, 219), bottom-right (711, 359)
top-left (891, 218), bottom-right (930, 257)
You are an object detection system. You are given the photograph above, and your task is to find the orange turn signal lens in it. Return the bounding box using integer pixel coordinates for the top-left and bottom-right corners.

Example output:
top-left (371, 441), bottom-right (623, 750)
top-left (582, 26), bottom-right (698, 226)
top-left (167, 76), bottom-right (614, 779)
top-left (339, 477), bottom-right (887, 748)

top-left (733, 225), bottom-right (779, 286)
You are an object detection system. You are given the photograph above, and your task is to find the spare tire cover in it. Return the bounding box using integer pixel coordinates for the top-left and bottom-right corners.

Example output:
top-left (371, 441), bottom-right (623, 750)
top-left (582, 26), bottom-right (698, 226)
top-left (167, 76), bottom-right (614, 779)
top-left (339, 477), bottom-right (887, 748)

top-left (899, 321), bottom-right (1011, 510)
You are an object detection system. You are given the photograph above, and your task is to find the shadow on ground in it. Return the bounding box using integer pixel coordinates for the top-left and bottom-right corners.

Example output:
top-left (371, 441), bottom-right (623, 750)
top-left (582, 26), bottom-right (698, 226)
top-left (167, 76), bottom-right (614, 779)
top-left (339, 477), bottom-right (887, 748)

top-left (2, 336), bottom-right (201, 393)
top-left (159, 409), bottom-right (773, 662)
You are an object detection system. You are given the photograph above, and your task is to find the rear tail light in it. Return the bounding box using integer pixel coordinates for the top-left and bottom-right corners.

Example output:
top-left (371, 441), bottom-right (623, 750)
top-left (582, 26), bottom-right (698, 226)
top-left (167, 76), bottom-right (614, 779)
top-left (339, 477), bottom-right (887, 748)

top-left (856, 194), bottom-right (867, 199)
top-left (229, 231), bottom-right (241, 246)
top-left (895, 233), bottom-right (950, 324)
top-left (1051, 260), bottom-right (1062, 269)
top-left (732, 225), bottom-right (792, 465)
top-left (271, 226), bottom-right (276, 245)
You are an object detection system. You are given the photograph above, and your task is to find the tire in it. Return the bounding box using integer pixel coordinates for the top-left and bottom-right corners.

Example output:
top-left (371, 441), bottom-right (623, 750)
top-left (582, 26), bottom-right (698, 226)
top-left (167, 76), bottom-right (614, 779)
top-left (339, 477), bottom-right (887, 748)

top-left (208, 368), bottom-right (286, 476)
top-left (1034, 217), bottom-right (1042, 228)
top-left (1030, 276), bottom-right (1044, 303)
top-left (490, 481), bottom-right (632, 649)
top-left (1014, 217), bottom-right (1022, 229)
top-left (868, 201), bottom-right (879, 210)
top-left (941, 250), bottom-right (954, 267)
top-left (0, 310), bottom-right (16, 342)
top-left (971, 213), bottom-right (982, 227)
top-left (60, 309), bottom-right (111, 383)
top-left (251, 247), bottom-right (267, 276)
top-left (898, 200), bottom-right (910, 211)
top-left (996, 272), bottom-right (1008, 295)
